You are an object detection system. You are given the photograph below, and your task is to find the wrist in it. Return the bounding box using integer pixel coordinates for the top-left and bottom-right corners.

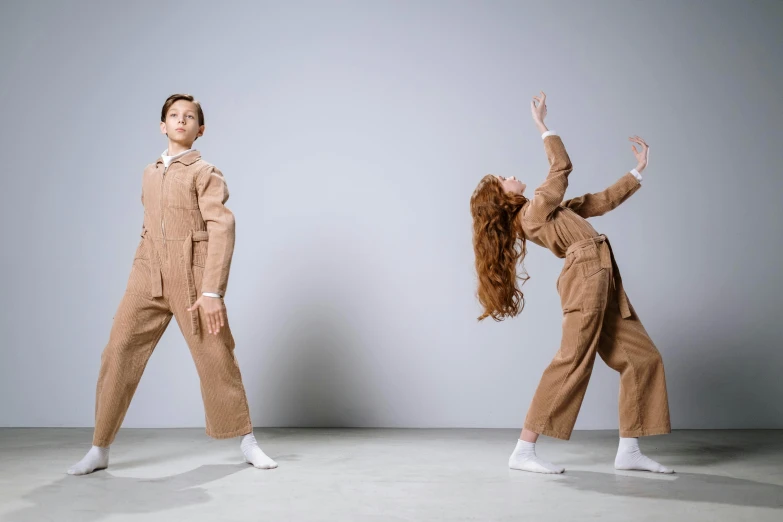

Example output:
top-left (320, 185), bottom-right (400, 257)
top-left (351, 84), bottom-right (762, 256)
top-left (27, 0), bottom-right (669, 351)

top-left (535, 121), bottom-right (548, 133)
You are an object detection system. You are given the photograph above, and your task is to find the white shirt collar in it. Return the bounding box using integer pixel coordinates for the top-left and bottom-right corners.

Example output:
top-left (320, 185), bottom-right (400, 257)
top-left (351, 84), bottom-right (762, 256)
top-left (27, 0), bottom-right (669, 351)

top-left (161, 148), bottom-right (195, 168)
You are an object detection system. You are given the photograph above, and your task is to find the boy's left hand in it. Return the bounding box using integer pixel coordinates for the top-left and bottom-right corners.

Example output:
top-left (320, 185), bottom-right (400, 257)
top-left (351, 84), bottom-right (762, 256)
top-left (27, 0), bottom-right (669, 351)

top-left (188, 296), bottom-right (226, 335)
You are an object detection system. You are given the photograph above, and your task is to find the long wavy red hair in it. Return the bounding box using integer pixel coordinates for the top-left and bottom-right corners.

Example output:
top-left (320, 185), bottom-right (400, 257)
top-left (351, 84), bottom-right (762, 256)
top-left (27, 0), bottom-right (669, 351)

top-left (470, 175), bottom-right (530, 321)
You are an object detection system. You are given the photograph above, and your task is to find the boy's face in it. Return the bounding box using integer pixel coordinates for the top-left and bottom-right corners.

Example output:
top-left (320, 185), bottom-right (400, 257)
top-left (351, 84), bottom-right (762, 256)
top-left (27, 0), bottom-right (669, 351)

top-left (160, 100), bottom-right (204, 147)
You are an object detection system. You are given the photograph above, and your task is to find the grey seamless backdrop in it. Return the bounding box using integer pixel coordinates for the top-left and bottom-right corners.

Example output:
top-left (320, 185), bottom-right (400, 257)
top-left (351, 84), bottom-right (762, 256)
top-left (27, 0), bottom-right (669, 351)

top-left (1, 0), bottom-right (781, 430)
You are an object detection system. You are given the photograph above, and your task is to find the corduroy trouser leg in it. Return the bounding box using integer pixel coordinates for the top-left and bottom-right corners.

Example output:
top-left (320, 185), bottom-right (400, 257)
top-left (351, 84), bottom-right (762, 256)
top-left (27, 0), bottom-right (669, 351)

top-left (93, 241), bottom-right (252, 446)
top-left (524, 236), bottom-right (671, 440)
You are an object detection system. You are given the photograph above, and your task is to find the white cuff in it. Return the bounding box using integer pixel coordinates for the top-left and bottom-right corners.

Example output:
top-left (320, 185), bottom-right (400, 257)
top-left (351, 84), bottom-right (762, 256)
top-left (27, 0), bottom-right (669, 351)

top-left (542, 130), bottom-right (557, 139)
top-left (202, 292), bottom-right (222, 298)
top-left (630, 168), bottom-right (643, 182)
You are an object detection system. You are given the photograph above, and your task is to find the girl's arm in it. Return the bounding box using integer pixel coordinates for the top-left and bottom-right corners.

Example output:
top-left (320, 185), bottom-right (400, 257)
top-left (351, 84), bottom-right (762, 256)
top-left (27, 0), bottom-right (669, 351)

top-left (563, 136), bottom-right (649, 218)
top-left (525, 92), bottom-right (574, 223)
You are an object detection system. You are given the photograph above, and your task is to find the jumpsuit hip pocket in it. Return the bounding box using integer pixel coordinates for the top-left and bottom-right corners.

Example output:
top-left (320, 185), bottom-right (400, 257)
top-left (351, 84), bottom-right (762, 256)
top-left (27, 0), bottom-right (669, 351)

top-left (192, 239), bottom-right (208, 268)
top-left (579, 265), bottom-right (610, 312)
top-left (125, 258), bottom-right (152, 297)
top-left (559, 250), bottom-right (610, 314)
top-left (133, 236), bottom-right (149, 260)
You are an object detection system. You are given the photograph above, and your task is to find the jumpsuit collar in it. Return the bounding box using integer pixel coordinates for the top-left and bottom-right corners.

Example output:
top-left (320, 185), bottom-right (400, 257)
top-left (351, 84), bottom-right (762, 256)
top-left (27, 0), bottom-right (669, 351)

top-left (156, 149), bottom-right (201, 168)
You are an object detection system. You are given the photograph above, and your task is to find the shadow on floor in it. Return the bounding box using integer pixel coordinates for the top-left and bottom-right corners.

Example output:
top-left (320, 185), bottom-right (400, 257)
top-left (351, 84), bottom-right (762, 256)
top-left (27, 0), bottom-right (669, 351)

top-left (556, 470), bottom-right (783, 509)
top-left (4, 464), bottom-right (247, 522)
top-left (659, 440), bottom-right (780, 467)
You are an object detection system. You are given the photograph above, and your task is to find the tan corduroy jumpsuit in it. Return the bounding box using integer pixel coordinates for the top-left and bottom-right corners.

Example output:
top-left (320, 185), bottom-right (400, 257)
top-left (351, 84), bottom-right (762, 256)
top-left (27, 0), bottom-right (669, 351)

top-left (521, 135), bottom-right (671, 440)
top-left (93, 150), bottom-right (252, 446)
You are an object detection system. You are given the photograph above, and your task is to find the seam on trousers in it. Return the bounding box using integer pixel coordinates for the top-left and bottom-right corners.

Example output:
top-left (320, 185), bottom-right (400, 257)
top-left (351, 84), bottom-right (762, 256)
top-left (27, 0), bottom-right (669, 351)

top-left (541, 309), bottom-right (589, 435)
top-left (616, 335), bottom-right (644, 433)
top-left (203, 355), bottom-right (252, 439)
top-left (233, 354), bottom-right (252, 430)
top-left (225, 351), bottom-right (252, 435)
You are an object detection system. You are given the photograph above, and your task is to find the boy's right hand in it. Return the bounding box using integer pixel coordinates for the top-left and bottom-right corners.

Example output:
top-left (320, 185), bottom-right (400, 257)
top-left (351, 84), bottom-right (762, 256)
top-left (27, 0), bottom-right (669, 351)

top-left (531, 91), bottom-right (547, 125)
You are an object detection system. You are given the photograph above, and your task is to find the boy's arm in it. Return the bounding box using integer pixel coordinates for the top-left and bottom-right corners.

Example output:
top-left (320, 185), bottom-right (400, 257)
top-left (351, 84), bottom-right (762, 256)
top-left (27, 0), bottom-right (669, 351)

top-left (196, 166), bottom-right (236, 297)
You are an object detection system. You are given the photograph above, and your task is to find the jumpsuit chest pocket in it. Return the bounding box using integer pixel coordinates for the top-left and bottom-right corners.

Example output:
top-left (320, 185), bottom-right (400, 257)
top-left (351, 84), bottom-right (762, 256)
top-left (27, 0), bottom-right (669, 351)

top-left (167, 172), bottom-right (199, 209)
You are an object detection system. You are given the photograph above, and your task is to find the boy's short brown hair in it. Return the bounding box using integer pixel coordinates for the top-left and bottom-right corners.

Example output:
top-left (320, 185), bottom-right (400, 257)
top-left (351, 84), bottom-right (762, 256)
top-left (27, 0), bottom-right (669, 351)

top-left (161, 94), bottom-right (205, 126)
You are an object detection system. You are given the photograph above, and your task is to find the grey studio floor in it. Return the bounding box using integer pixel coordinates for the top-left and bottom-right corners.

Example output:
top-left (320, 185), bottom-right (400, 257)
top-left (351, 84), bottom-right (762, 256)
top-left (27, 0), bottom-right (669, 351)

top-left (0, 428), bottom-right (781, 522)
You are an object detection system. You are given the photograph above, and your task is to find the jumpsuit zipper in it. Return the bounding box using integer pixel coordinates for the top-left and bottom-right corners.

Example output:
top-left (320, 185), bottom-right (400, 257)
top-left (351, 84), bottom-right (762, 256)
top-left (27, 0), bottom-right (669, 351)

top-left (161, 165), bottom-right (168, 246)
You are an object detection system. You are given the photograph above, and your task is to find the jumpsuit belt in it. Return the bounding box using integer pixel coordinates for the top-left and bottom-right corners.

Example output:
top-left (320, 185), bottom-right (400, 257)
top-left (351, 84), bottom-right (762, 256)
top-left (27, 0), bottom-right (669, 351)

top-left (143, 230), bottom-right (209, 336)
top-left (183, 230), bottom-right (210, 336)
top-left (566, 234), bottom-right (633, 319)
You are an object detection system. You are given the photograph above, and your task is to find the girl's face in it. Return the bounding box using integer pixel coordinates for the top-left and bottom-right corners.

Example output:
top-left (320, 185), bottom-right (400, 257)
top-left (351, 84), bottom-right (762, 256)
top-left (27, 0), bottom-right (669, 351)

top-left (495, 175), bottom-right (526, 196)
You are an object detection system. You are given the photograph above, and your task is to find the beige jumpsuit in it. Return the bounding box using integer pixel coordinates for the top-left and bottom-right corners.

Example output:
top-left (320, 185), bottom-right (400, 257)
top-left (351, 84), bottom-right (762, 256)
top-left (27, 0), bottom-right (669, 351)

top-left (521, 136), bottom-right (671, 440)
top-left (93, 150), bottom-right (252, 446)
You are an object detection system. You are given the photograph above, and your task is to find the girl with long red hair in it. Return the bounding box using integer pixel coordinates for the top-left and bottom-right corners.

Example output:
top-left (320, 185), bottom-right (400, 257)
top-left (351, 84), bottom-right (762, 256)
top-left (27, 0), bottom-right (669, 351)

top-left (470, 92), bottom-right (673, 474)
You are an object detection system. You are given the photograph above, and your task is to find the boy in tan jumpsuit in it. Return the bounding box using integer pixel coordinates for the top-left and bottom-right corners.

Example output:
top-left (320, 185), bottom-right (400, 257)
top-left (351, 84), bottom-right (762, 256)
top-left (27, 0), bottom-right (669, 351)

top-left (68, 94), bottom-right (277, 475)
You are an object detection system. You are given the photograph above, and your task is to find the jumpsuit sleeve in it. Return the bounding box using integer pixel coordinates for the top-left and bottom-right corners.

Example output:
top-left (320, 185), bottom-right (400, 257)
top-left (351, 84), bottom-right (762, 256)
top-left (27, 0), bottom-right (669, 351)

top-left (562, 173), bottom-right (641, 218)
top-left (525, 135), bottom-right (574, 223)
top-left (196, 166), bottom-right (236, 297)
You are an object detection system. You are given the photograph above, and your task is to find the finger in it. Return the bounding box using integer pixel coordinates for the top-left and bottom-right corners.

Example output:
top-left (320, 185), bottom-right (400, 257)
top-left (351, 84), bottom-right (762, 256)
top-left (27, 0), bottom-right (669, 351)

top-left (212, 310), bottom-right (221, 334)
top-left (203, 309), bottom-right (212, 334)
top-left (210, 312), bottom-right (218, 335)
top-left (540, 91), bottom-right (546, 101)
top-left (219, 309), bottom-right (226, 328)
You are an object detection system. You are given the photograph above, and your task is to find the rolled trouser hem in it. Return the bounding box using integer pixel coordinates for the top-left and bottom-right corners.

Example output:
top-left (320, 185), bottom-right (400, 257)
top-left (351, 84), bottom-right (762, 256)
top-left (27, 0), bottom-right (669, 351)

top-left (206, 424), bottom-right (254, 440)
top-left (523, 423), bottom-right (573, 441)
top-left (620, 426), bottom-right (671, 438)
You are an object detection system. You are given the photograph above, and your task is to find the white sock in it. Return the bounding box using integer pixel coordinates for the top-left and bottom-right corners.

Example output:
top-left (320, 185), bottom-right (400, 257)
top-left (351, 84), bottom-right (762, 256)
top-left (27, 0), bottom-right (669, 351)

top-left (67, 445), bottom-right (110, 475)
top-left (240, 432), bottom-right (277, 469)
top-left (615, 437), bottom-right (673, 473)
top-left (508, 439), bottom-right (565, 474)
